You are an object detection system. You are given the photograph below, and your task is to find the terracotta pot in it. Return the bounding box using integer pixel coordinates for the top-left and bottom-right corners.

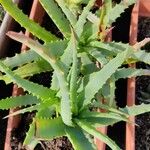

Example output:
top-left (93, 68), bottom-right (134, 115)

top-left (126, 1), bottom-right (139, 150)
top-left (4, 1), bottom-right (45, 150)
top-left (139, 0), bottom-right (150, 17)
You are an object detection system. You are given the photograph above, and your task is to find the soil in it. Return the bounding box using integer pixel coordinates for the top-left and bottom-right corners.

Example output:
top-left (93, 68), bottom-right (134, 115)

top-left (135, 16), bottom-right (150, 150)
top-left (42, 137), bottom-right (73, 150)
top-left (135, 76), bottom-right (150, 150)
top-left (11, 112), bottom-right (35, 150)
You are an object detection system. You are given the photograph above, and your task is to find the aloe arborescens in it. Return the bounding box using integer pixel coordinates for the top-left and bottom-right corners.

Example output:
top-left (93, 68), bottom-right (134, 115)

top-left (0, 0), bottom-right (150, 149)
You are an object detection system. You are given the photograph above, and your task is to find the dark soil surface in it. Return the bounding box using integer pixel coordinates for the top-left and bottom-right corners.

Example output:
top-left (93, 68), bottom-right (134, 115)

top-left (11, 112), bottom-right (35, 150)
top-left (42, 137), bottom-right (73, 150)
top-left (135, 16), bottom-right (150, 150)
top-left (135, 76), bottom-right (150, 150)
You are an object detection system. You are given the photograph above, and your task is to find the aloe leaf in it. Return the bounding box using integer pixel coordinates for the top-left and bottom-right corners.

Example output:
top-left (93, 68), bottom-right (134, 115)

top-left (93, 103), bottom-right (129, 117)
top-left (45, 39), bottom-right (68, 58)
top-left (55, 0), bottom-right (77, 26)
top-left (108, 0), bottom-right (136, 25)
top-left (0, 61), bottom-right (57, 103)
top-left (35, 117), bottom-right (66, 140)
top-left (7, 31), bottom-right (72, 126)
top-left (76, 120), bottom-right (121, 150)
top-left (0, 95), bottom-right (39, 110)
top-left (79, 111), bottom-right (128, 122)
top-left (24, 109), bottom-right (55, 148)
top-left (2, 39), bottom-right (67, 69)
top-left (80, 52), bottom-right (98, 75)
top-left (99, 0), bottom-right (112, 39)
top-left (23, 123), bottom-right (39, 149)
top-left (87, 12), bottom-right (99, 25)
top-left (39, 0), bottom-right (71, 38)
top-left (91, 41), bottom-right (150, 65)
top-left (2, 50), bottom-right (40, 69)
top-left (82, 49), bottom-right (132, 107)
top-left (0, 60), bottom-right (51, 84)
top-left (115, 68), bottom-right (150, 80)
top-left (89, 41), bottom-right (122, 56)
top-left (120, 103), bottom-right (150, 116)
top-left (78, 118), bottom-right (120, 127)
top-left (132, 50), bottom-right (150, 65)
top-left (80, 21), bottom-right (98, 43)
top-left (89, 49), bottom-right (108, 67)
top-left (14, 60), bottom-right (51, 77)
top-left (75, 0), bottom-right (96, 37)
top-left (4, 105), bottom-right (40, 119)
top-left (70, 29), bottom-right (78, 114)
top-left (51, 71), bottom-right (59, 90)
top-left (60, 0), bottom-right (96, 71)
top-left (0, 0), bottom-right (58, 43)
top-left (66, 127), bottom-right (94, 150)
top-left (36, 106), bottom-right (56, 118)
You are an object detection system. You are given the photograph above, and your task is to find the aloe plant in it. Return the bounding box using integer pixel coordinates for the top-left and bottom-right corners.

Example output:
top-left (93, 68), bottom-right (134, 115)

top-left (0, 0), bottom-right (150, 149)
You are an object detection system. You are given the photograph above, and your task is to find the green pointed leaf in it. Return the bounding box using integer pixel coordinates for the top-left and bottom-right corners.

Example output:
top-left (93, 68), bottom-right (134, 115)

top-left (0, 60), bottom-right (51, 84)
top-left (55, 0), bottom-right (77, 26)
top-left (39, 0), bottom-right (71, 38)
top-left (82, 49), bottom-right (132, 107)
top-left (0, 0), bottom-right (58, 43)
top-left (132, 50), bottom-right (150, 65)
top-left (60, 0), bottom-right (96, 71)
top-left (2, 50), bottom-right (40, 69)
top-left (4, 105), bottom-right (40, 118)
top-left (79, 111), bottom-right (128, 122)
top-left (0, 95), bottom-right (39, 110)
top-left (66, 127), bottom-right (94, 150)
top-left (6, 31), bottom-right (72, 126)
top-left (79, 117), bottom-right (119, 127)
top-left (70, 29), bottom-right (78, 114)
top-left (35, 117), bottom-right (66, 140)
top-left (0, 61), bottom-right (57, 103)
top-left (89, 49), bottom-right (108, 67)
top-left (108, 0), bottom-right (136, 25)
top-left (120, 103), bottom-right (150, 116)
top-left (75, 0), bottom-right (96, 37)
top-left (23, 123), bottom-right (39, 149)
top-left (115, 68), bottom-right (150, 80)
top-left (76, 119), bottom-right (121, 150)
top-left (89, 41), bottom-right (122, 56)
